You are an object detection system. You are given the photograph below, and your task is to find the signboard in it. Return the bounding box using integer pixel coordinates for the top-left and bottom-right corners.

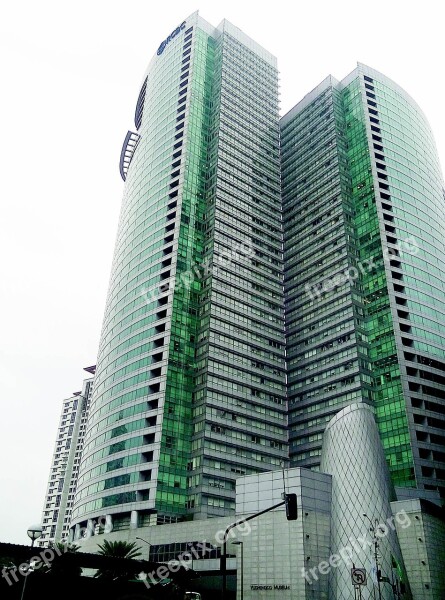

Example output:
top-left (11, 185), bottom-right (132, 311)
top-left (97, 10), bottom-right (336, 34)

top-left (157, 21), bottom-right (186, 55)
top-left (351, 568), bottom-right (367, 586)
top-left (250, 585), bottom-right (291, 591)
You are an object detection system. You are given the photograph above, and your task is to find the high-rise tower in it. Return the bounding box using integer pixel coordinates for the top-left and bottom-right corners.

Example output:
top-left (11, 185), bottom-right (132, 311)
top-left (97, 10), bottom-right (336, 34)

top-left (282, 64), bottom-right (445, 500)
top-left (70, 12), bottom-right (287, 536)
top-left (65, 37), bottom-right (445, 542)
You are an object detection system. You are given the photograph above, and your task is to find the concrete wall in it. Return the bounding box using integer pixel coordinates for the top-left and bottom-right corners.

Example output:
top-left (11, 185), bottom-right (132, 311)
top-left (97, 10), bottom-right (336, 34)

top-left (392, 499), bottom-right (445, 600)
top-left (236, 468), bottom-right (332, 600)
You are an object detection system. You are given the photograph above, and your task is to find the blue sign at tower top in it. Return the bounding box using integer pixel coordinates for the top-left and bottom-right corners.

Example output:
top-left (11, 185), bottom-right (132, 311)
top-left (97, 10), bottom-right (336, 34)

top-left (157, 21), bottom-right (186, 56)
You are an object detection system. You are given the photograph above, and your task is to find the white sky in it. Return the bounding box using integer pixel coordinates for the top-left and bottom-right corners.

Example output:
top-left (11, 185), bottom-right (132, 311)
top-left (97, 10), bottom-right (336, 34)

top-left (1, 0), bottom-right (444, 544)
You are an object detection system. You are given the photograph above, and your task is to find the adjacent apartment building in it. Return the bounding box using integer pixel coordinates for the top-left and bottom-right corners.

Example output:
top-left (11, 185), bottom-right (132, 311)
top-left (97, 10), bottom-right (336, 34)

top-left (38, 369), bottom-right (94, 547)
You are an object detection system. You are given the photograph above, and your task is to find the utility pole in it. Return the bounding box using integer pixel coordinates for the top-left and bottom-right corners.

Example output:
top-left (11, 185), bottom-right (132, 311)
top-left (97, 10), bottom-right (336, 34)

top-left (363, 514), bottom-right (382, 600)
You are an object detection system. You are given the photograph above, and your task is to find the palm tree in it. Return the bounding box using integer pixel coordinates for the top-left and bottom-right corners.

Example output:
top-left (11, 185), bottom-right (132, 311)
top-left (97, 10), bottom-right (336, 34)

top-left (45, 541), bottom-right (82, 577)
top-left (49, 541), bottom-right (81, 554)
top-left (0, 555), bottom-right (18, 570)
top-left (94, 540), bottom-right (142, 581)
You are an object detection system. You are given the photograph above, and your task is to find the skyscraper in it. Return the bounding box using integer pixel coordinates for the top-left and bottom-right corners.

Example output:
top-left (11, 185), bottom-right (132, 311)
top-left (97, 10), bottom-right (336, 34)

top-left (63, 16), bottom-right (445, 544)
top-left (70, 12), bottom-right (287, 536)
top-left (282, 64), bottom-right (445, 500)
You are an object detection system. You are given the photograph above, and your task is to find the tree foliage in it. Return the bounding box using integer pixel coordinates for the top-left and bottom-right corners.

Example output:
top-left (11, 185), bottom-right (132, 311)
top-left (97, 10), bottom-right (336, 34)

top-left (45, 541), bottom-right (82, 577)
top-left (94, 540), bottom-right (142, 581)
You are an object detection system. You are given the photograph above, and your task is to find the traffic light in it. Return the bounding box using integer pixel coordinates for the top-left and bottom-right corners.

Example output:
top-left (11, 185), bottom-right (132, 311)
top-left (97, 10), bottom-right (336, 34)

top-left (285, 493), bottom-right (298, 520)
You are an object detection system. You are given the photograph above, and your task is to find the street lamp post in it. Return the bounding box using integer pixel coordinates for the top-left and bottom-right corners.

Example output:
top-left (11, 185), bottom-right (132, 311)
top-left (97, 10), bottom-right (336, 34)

top-left (363, 514), bottom-right (383, 600)
top-left (135, 536), bottom-right (153, 585)
top-left (231, 541), bottom-right (243, 600)
top-left (26, 525), bottom-right (43, 548)
top-left (135, 536), bottom-right (151, 560)
top-left (20, 524), bottom-right (43, 600)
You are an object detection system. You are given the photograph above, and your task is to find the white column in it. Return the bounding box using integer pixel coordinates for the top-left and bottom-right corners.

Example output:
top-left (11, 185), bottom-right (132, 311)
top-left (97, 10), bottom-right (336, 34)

top-left (86, 519), bottom-right (95, 538)
top-left (130, 510), bottom-right (139, 529)
top-left (104, 514), bottom-right (113, 534)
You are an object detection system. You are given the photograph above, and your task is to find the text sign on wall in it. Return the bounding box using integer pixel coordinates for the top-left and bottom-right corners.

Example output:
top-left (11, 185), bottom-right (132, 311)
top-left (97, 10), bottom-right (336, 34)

top-left (157, 21), bottom-right (186, 55)
top-left (250, 585), bottom-right (291, 591)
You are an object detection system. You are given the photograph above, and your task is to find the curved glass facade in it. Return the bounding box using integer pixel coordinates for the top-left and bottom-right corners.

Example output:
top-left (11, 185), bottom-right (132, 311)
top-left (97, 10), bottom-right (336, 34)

top-left (71, 12), bottom-right (288, 535)
top-left (72, 14), bottom-right (207, 528)
top-left (360, 65), bottom-right (445, 497)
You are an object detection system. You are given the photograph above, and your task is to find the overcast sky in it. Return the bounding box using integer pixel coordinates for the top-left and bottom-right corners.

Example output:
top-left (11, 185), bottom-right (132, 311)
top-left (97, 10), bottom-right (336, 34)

top-left (1, 0), bottom-right (444, 544)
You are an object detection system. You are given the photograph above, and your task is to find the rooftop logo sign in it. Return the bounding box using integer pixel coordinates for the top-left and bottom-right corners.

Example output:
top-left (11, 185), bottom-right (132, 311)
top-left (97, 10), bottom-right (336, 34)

top-left (157, 21), bottom-right (186, 55)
